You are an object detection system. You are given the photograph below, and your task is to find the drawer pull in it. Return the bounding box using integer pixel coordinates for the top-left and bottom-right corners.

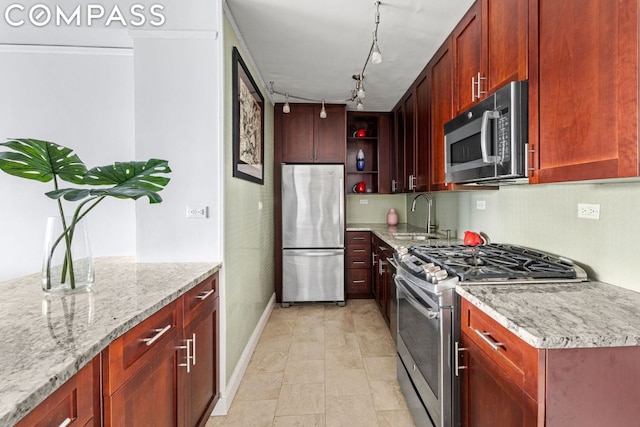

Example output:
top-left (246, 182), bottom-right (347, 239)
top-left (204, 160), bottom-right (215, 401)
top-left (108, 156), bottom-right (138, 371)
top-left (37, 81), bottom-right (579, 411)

top-left (353, 261), bottom-right (366, 265)
top-left (474, 328), bottom-right (504, 351)
top-left (352, 237), bottom-right (366, 241)
top-left (197, 289), bottom-right (215, 300)
top-left (143, 324), bottom-right (172, 346)
top-left (353, 249), bottom-right (366, 253)
top-left (59, 418), bottom-right (72, 427)
top-left (353, 280), bottom-right (366, 284)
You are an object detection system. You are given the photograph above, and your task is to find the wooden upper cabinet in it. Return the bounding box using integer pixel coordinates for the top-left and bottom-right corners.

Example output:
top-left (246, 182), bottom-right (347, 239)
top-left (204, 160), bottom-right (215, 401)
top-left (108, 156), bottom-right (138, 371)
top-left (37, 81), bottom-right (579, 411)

top-left (429, 39), bottom-right (454, 191)
top-left (529, 0), bottom-right (639, 183)
top-left (403, 92), bottom-right (417, 191)
top-left (453, 1), bottom-right (482, 113)
top-left (280, 105), bottom-right (315, 162)
top-left (414, 73), bottom-right (430, 192)
top-left (278, 103), bottom-right (346, 163)
top-left (316, 105), bottom-right (346, 162)
top-left (454, 0), bottom-right (528, 114)
top-left (483, 0), bottom-right (528, 95)
top-left (391, 105), bottom-right (406, 193)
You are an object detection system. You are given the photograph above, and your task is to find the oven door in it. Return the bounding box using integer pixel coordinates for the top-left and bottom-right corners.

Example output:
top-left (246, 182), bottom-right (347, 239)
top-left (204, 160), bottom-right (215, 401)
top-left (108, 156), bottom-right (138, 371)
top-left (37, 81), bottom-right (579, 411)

top-left (396, 275), bottom-right (451, 426)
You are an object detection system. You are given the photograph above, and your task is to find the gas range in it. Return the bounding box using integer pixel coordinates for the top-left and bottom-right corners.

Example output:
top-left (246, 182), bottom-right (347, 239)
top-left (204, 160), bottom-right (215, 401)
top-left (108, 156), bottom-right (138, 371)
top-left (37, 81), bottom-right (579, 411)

top-left (393, 243), bottom-right (588, 290)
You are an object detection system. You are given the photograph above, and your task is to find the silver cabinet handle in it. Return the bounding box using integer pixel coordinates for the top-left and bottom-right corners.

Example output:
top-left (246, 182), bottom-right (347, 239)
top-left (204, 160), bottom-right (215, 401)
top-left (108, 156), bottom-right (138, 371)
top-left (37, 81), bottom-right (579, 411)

top-left (143, 324), bottom-right (172, 346)
top-left (59, 418), bottom-right (72, 427)
top-left (191, 333), bottom-right (196, 366)
top-left (353, 249), bottom-right (366, 253)
top-left (372, 252), bottom-right (378, 266)
top-left (353, 280), bottom-right (366, 284)
top-left (391, 179), bottom-right (397, 193)
top-left (379, 260), bottom-right (387, 275)
top-left (352, 237), bottom-right (366, 241)
top-left (408, 174), bottom-right (416, 191)
top-left (473, 328), bottom-right (504, 351)
top-left (197, 289), bottom-right (215, 300)
top-left (178, 338), bottom-right (192, 373)
top-left (353, 261), bottom-right (366, 265)
top-left (455, 341), bottom-right (467, 377)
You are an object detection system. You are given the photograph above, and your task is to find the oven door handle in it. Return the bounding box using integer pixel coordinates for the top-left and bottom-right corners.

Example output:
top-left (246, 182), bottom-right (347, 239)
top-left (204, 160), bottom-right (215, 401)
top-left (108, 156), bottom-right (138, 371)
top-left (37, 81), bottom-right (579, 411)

top-left (394, 276), bottom-right (439, 320)
top-left (480, 109), bottom-right (500, 164)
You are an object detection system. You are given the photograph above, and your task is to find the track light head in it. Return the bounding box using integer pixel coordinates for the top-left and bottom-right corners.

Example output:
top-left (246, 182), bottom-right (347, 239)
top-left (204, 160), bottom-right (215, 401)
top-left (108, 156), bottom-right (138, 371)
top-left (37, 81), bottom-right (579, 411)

top-left (320, 99), bottom-right (327, 119)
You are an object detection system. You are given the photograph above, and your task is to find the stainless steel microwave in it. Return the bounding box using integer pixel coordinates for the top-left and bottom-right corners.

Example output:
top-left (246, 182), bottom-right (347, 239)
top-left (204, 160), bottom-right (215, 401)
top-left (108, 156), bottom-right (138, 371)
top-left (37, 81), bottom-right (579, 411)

top-left (444, 80), bottom-right (528, 184)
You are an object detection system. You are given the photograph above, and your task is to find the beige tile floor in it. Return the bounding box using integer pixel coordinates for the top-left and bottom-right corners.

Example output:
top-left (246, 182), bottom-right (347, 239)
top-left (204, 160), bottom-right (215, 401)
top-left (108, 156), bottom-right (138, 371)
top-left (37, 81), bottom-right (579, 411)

top-left (206, 299), bottom-right (416, 427)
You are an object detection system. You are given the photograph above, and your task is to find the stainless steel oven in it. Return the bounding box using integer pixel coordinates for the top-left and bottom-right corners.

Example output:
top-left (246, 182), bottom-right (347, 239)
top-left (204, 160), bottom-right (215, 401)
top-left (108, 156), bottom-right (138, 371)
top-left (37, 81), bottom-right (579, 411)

top-left (392, 243), bottom-right (587, 427)
top-left (392, 257), bottom-right (458, 427)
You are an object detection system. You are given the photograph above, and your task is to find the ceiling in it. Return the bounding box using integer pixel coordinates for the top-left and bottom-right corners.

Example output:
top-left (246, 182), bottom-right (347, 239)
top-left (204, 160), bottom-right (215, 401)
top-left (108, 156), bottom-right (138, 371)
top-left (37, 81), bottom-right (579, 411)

top-left (224, 0), bottom-right (474, 112)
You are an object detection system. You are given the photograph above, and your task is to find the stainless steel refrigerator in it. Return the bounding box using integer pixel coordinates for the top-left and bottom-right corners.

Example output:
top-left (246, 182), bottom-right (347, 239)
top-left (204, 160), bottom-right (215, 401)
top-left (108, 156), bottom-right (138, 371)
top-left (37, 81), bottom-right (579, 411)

top-left (281, 164), bottom-right (345, 307)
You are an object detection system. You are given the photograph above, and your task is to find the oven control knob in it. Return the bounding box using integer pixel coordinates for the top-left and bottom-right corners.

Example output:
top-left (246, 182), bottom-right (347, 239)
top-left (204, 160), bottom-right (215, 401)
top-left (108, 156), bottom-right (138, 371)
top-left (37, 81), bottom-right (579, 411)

top-left (434, 269), bottom-right (448, 282)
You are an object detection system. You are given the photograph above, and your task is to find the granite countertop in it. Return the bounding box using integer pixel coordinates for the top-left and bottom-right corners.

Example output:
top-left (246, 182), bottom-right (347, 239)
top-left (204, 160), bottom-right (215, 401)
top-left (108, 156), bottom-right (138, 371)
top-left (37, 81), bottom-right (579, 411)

top-left (0, 257), bottom-right (221, 427)
top-left (347, 222), bottom-right (460, 249)
top-left (457, 281), bottom-right (640, 349)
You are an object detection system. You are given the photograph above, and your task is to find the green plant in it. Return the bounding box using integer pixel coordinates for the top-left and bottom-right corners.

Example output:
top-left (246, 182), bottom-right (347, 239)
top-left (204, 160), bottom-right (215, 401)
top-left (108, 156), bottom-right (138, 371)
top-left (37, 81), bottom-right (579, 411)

top-left (0, 138), bottom-right (171, 289)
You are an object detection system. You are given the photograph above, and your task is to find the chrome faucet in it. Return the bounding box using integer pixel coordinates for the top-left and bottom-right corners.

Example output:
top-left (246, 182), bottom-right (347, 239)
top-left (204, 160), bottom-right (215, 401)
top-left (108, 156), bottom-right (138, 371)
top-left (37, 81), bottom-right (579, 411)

top-left (411, 193), bottom-right (434, 233)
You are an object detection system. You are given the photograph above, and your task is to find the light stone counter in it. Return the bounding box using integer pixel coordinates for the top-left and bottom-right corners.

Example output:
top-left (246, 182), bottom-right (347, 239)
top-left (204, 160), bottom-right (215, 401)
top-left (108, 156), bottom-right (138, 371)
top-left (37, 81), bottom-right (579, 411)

top-left (346, 222), bottom-right (460, 248)
top-left (0, 257), bottom-right (221, 427)
top-left (457, 281), bottom-right (640, 349)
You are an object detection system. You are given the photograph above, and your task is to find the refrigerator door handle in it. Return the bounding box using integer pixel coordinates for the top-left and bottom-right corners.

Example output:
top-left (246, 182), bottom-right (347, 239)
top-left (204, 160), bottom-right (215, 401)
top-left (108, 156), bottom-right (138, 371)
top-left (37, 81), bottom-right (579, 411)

top-left (339, 176), bottom-right (345, 247)
top-left (284, 249), bottom-right (344, 257)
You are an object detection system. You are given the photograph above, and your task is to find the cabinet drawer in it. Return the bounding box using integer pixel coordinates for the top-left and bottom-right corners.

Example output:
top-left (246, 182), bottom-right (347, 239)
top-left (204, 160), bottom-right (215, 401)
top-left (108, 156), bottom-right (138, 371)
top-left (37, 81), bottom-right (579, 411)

top-left (460, 298), bottom-right (540, 399)
top-left (16, 357), bottom-right (99, 427)
top-left (346, 268), bottom-right (372, 295)
top-left (184, 273), bottom-right (218, 326)
top-left (103, 298), bottom-right (182, 394)
top-left (346, 231), bottom-right (370, 245)
top-left (346, 243), bottom-right (371, 257)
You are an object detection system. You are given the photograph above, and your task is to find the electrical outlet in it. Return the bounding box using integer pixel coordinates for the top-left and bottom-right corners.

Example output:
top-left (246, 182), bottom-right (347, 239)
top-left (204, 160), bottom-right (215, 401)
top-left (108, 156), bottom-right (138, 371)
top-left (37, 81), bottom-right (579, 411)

top-left (476, 200), bottom-right (486, 210)
top-left (577, 203), bottom-right (600, 220)
top-left (359, 199), bottom-right (368, 205)
top-left (186, 206), bottom-right (208, 219)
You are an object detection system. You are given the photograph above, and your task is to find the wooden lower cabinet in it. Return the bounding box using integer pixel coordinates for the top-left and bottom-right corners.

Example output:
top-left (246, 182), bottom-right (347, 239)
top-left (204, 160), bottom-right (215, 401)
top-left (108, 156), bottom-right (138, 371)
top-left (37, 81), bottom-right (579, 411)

top-left (460, 332), bottom-right (537, 427)
top-left (103, 272), bottom-right (219, 427)
top-left (345, 231), bottom-right (372, 299)
top-left (460, 297), bottom-right (640, 426)
top-left (16, 356), bottom-right (101, 427)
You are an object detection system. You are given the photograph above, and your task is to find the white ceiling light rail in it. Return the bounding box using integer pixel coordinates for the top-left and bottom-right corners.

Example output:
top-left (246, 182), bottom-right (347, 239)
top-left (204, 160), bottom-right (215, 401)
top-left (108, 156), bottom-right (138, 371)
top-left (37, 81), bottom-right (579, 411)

top-left (269, 1), bottom-right (383, 117)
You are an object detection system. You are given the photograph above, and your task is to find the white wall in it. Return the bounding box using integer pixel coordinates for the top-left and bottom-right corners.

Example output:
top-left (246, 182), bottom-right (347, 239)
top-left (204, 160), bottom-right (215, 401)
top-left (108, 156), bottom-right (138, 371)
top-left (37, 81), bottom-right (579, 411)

top-left (0, 45), bottom-right (135, 281)
top-left (133, 33), bottom-right (223, 263)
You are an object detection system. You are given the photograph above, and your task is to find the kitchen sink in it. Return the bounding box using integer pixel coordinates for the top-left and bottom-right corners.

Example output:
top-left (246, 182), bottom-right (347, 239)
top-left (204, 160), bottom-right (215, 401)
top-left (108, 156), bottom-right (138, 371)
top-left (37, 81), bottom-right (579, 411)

top-left (392, 232), bottom-right (440, 241)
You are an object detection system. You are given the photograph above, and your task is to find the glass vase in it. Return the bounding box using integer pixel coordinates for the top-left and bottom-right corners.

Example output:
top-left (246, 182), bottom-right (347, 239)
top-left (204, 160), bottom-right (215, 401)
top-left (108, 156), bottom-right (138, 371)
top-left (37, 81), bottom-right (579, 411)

top-left (41, 216), bottom-right (94, 293)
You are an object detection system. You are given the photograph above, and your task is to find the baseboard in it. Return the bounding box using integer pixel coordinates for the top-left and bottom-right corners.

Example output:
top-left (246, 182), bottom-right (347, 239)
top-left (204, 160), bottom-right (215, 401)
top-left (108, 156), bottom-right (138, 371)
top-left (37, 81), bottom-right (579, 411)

top-left (211, 292), bottom-right (276, 416)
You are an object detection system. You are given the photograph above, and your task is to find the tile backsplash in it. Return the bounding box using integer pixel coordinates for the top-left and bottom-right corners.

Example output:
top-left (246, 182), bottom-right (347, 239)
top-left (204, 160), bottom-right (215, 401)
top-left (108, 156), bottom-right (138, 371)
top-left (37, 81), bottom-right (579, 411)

top-left (346, 194), bottom-right (407, 224)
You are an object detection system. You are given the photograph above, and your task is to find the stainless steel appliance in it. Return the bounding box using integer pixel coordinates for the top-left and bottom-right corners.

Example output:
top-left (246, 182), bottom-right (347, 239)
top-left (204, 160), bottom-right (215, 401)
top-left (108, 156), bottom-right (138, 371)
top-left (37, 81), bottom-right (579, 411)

top-left (392, 243), bottom-right (587, 427)
top-left (444, 81), bottom-right (528, 185)
top-left (281, 164), bottom-right (345, 307)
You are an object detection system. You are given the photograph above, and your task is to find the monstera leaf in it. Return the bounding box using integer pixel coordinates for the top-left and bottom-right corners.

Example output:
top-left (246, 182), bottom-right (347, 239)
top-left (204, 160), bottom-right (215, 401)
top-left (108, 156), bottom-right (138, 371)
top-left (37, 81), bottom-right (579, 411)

top-left (0, 138), bottom-right (87, 184)
top-left (47, 159), bottom-right (171, 204)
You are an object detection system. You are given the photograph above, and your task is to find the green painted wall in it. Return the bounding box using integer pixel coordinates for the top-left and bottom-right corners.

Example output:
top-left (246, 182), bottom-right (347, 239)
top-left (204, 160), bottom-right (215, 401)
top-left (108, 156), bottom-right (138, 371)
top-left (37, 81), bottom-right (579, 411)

top-left (223, 15), bottom-right (275, 383)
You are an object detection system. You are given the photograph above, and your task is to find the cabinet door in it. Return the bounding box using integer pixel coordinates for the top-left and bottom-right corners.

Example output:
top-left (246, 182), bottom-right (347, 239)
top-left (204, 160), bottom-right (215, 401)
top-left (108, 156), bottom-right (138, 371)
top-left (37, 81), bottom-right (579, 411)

top-left (281, 105), bottom-right (315, 162)
top-left (391, 105), bottom-right (406, 193)
top-left (414, 73), bottom-right (430, 192)
top-left (429, 39), bottom-right (454, 191)
top-left (529, 0), bottom-right (638, 183)
top-left (403, 92), bottom-right (416, 192)
top-left (482, 0), bottom-right (527, 95)
top-left (315, 105), bottom-right (346, 163)
top-left (377, 113), bottom-right (392, 194)
top-left (460, 333), bottom-right (537, 427)
top-left (453, 1), bottom-right (482, 113)
top-left (16, 357), bottom-right (100, 427)
top-left (184, 297), bottom-right (219, 427)
top-left (105, 335), bottom-right (184, 427)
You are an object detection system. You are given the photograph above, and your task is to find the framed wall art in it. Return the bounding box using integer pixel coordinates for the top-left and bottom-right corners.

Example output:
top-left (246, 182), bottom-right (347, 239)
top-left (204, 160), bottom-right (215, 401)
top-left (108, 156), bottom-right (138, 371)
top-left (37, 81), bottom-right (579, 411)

top-left (232, 46), bottom-right (265, 184)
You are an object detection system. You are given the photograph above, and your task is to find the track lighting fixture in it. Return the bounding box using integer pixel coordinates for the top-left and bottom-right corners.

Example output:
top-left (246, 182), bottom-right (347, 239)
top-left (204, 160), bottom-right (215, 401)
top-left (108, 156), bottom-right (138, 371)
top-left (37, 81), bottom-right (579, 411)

top-left (268, 2), bottom-right (383, 113)
top-left (283, 93), bottom-right (290, 113)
